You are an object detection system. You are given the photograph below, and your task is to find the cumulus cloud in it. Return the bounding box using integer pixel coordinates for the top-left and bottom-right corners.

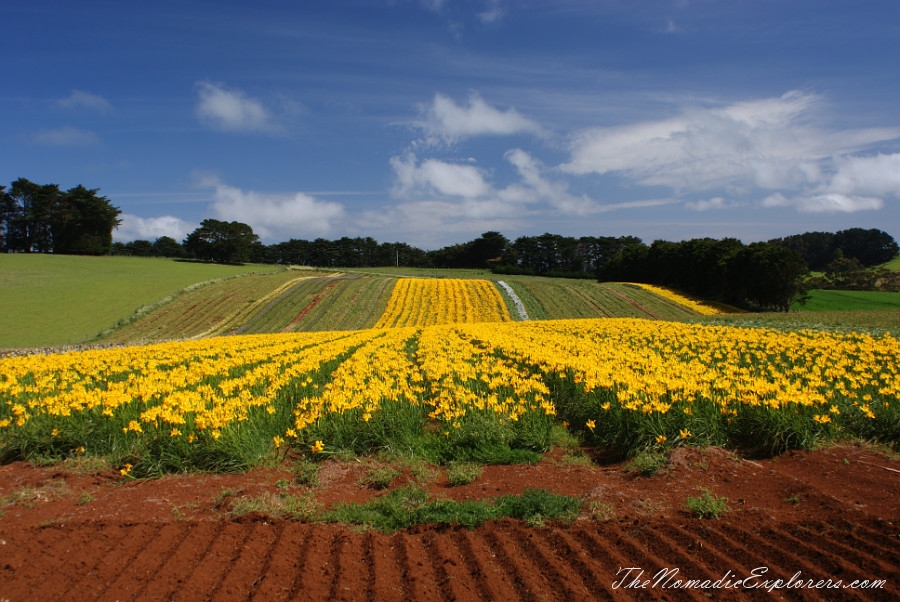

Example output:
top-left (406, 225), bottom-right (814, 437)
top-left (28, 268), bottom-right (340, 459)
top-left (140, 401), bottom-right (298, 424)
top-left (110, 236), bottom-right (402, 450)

top-left (391, 154), bottom-right (493, 199)
top-left (115, 214), bottom-right (196, 242)
top-left (198, 176), bottom-right (344, 241)
top-left (416, 92), bottom-right (544, 144)
top-left (388, 149), bottom-right (655, 224)
top-left (195, 81), bottom-right (278, 133)
top-left (827, 153), bottom-right (900, 197)
top-left (32, 126), bottom-right (99, 146)
top-left (57, 89), bottom-right (112, 112)
top-left (562, 91), bottom-right (900, 213)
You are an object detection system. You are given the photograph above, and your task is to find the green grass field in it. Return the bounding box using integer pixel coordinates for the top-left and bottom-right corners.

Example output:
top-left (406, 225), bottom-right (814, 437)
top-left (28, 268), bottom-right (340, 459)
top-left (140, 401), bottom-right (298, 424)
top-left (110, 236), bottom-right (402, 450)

top-left (794, 289), bottom-right (900, 312)
top-left (880, 254), bottom-right (900, 271)
top-left (0, 255), bottom-right (280, 348)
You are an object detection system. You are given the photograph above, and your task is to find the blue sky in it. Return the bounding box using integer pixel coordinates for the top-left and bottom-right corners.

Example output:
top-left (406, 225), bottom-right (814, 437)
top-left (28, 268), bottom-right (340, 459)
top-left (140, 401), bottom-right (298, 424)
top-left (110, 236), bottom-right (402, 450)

top-left (3, 0), bottom-right (899, 249)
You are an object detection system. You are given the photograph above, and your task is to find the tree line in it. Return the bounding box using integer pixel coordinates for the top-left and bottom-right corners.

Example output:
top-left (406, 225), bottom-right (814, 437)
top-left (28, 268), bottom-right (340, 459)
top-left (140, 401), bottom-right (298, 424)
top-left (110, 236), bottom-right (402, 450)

top-left (1, 178), bottom-right (122, 255)
top-left (4, 174), bottom-right (892, 312)
top-left (115, 220), bottom-right (897, 311)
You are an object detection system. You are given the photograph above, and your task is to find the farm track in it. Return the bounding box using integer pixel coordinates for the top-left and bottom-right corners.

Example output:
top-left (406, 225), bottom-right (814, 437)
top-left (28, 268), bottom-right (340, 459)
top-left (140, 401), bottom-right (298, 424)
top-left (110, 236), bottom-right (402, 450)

top-left (4, 516), bottom-right (896, 601)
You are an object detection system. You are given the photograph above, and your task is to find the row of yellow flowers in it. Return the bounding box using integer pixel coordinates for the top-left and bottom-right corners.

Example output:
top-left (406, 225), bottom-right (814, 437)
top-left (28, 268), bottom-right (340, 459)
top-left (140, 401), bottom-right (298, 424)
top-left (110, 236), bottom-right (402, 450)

top-left (454, 319), bottom-right (898, 422)
top-left (629, 283), bottom-right (724, 315)
top-left (373, 278), bottom-right (511, 328)
top-left (1, 318), bottom-right (898, 462)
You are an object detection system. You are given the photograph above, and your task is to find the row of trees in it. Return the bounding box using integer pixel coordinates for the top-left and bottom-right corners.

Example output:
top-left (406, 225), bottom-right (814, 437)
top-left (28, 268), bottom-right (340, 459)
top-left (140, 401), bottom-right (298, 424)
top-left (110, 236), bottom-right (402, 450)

top-left (768, 228), bottom-right (898, 270)
top-left (0, 178), bottom-right (122, 255)
top-left (599, 238), bottom-right (810, 311)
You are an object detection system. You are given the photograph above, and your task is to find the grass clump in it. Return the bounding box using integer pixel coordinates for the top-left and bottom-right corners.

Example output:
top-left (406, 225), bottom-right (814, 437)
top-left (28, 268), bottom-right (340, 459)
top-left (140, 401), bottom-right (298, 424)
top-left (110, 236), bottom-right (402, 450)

top-left (292, 459), bottom-right (321, 487)
top-left (327, 485), bottom-right (582, 532)
top-left (445, 461), bottom-right (483, 486)
top-left (684, 487), bottom-right (730, 519)
top-left (624, 450), bottom-right (668, 476)
top-left (229, 490), bottom-right (318, 520)
top-left (360, 465), bottom-right (401, 490)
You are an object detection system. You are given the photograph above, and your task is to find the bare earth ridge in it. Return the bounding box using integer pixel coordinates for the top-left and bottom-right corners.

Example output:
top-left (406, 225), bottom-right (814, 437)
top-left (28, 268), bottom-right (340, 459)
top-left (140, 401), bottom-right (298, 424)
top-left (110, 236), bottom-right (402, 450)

top-left (1, 443), bottom-right (898, 601)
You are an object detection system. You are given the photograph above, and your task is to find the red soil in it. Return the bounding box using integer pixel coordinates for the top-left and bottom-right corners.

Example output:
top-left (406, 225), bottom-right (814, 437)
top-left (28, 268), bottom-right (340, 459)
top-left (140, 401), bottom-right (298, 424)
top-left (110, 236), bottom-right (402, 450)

top-left (1, 444), bottom-right (898, 601)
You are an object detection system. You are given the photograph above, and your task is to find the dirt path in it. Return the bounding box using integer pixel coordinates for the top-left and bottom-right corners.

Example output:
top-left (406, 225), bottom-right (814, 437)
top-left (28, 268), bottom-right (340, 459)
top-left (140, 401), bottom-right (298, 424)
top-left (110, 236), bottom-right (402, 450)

top-left (2, 444), bottom-right (898, 601)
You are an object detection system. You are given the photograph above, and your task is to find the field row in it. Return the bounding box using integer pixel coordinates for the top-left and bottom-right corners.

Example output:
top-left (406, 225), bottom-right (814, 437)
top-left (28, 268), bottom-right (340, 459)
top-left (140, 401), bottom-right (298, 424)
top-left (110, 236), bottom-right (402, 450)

top-left (2, 318), bottom-right (897, 474)
top-left (94, 270), bottom-right (730, 345)
top-left (101, 272), bottom-right (396, 343)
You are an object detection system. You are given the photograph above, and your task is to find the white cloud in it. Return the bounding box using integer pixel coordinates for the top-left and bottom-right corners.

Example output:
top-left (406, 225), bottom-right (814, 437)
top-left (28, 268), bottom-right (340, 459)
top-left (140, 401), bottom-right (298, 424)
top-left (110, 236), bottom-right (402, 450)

top-left (685, 197), bottom-right (732, 211)
top-left (32, 126), bottom-right (99, 146)
top-left (562, 91), bottom-right (900, 214)
top-left (478, 0), bottom-right (506, 23)
top-left (391, 154), bottom-right (493, 199)
top-left (761, 192), bottom-right (883, 213)
top-left (199, 177), bottom-right (344, 241)
top-left (421, 0), bottom-right (445, 12)
top-left (115, 214), bottom-right (195, 242)
top-left (57, 90), bottom-right (112, 112)
top-left (827, 153), bottom-right (900, 198)
top-left (195, 81), bottom-right (278, 133)
top-left (416, 92), bottom-right (544, 144)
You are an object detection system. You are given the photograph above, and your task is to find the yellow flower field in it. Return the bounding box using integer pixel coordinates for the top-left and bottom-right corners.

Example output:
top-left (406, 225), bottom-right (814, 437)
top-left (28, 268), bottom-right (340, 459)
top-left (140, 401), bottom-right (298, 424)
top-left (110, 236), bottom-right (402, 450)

top-left (373, 278), bottom-right (511, 327)
top-left (2, 313), bottom-right (898, 473)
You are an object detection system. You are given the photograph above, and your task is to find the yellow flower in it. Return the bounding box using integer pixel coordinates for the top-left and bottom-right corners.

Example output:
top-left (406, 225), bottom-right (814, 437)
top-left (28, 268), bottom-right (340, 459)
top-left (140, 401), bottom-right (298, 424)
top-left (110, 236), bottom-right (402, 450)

top-left (187, 433), bottom-right (196, 443)
top-left (119, 463), bottom-right (133, 476)
top-left (310, 440), bottom-right (325, 454)
top-left (655, 435), bottom-right (668, 445)
top-left (585, 419), bottom-right (596, 430)
top-left (679, 428), bottom-right (691, 439)
top-left (51, 428), bottom-right (60, 437)
top-left (75, 446), bottom-right (86, 454)
top-left (813, 414), bottom-right (831, 424)
top-left (273, 435), bottom-right (284, 449)
top-left (170, 428), bottom-right (182, 437)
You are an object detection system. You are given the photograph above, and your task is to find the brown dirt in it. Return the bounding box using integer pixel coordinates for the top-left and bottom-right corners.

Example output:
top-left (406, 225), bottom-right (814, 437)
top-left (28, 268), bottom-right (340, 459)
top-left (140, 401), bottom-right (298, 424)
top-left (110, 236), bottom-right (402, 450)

top-left (1, 443), bottom-right (898, 601)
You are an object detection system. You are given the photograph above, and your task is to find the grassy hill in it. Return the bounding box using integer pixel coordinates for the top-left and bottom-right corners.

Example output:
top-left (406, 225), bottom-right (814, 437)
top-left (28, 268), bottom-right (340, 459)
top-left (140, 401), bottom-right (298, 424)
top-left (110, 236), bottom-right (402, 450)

top-left (0, 255), bottom-right (280, 348)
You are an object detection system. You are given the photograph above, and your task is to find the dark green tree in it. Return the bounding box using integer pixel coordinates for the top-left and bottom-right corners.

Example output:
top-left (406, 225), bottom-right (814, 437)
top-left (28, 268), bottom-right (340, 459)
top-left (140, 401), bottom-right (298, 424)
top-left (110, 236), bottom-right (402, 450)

top-left (727, 243), bottom-right (809, 311)
top-left (833, 228), bottom-right (899, 267)
top-left (51, 185), bottom-right (122, 255)
top-left (0, 185), bottom-right (15, 251)
top-left (8, 178), bottom-right (59, 252)
top-left (150, 236), bottom-right (184, 258)
top-left (183, 219), bottom-right (259, 263)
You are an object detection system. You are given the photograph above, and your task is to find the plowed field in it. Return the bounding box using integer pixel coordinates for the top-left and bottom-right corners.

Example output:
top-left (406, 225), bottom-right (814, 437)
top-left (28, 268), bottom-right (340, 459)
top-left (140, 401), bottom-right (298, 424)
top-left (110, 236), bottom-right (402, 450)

top-left (2, 444), bottom-right (898, 601)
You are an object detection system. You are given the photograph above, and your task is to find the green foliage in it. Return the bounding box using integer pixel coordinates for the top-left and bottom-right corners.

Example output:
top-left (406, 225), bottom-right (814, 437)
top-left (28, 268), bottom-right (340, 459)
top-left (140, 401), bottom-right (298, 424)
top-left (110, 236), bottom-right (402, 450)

top-left (624, 450), bottom-right (668, 476)
top-left (292, 459), bottom-right (321, 486)
top-left (325, 485), bottom-right (582, 532)
top-left (183, 218), bottom-right (259, 264)
top-left (446, 461), bottom-right (483, 486)
top-left (229, 490), bottom-right (318, 520)
top-left (360, 465), bottom-right (400, 490)
top-left (1, 178), bottom-right (121, 255)
top-left (684, 488), bottom-right (730, 518)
